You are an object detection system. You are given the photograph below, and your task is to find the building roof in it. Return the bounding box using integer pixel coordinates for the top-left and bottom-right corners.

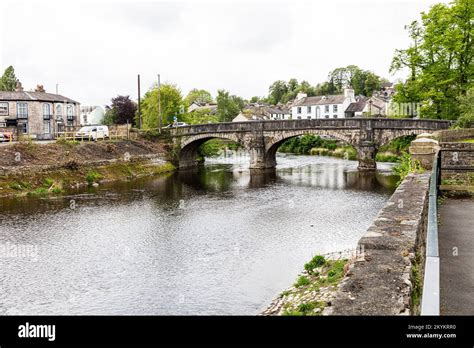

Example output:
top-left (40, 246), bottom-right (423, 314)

top-left (0, 91), bottom-right (79, 104)
top-left (293, 94), bottom-right (346, 107)
top-left (346, 99), bottom-right (368, 113)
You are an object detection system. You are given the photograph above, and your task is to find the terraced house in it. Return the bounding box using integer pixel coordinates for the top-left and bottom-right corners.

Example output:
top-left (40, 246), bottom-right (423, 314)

top-left (0, 84), bottom-right (80, 139)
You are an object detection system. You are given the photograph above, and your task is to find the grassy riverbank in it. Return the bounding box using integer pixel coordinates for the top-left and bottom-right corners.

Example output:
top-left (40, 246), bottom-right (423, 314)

top-left (0, 159), bottom-right (175, 198)
top-left (277, 134), bottom-right (416, 163)
top-left (0, 139), bottom-right (175, 198)
top-left (262, 253), bottom-right (351, 316)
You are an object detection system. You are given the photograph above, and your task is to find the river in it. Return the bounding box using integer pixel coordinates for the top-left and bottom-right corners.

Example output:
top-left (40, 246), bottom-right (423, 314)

top-left (0, 154), bottom-right (398, 315)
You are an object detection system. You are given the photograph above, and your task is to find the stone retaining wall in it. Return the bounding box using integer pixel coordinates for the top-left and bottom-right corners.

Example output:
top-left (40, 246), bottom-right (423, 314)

top-left (440, 142), bottom-right (474, 194)
top-left (331, 172), bottom-right (431, 315)
top-left (435, 128), bottom-right (474, 142)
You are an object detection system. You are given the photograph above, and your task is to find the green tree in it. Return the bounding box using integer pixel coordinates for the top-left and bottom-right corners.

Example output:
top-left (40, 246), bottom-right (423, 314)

top-left (184, 89), bottom-right (213, 106)
top-left (140, 83), bottom-right (184, 129)
top-left (390, 0), bottom-right (473, 119)
top-left (102, 107), bottom-right (116, 125)
top-left (327, 65), bottom-right (383, 96)
top-left (268, 80), bottom-right (288, 104)
top-left (455, 86), bottom-right (474, 127)
top-left (0, 66), bottom-right (19, 91)
top-left (216, 90), bottom-right (244, 122)
top-left (181, 108), bottom-right (219, 125)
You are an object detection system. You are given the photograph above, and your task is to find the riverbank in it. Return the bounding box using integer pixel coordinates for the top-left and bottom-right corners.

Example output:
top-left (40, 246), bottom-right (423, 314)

top-left (261, 250), bottom-right (355, 316)
top-left (0, 139), bottom-right (175, 197)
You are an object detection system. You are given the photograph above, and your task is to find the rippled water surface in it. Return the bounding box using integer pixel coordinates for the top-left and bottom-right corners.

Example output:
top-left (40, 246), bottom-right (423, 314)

top-left (0, 154), bottom-right (397, 314)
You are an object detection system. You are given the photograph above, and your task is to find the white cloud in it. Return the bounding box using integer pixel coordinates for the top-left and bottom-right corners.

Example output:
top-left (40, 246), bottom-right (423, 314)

top-left (0, 0), bottom-right (448, 106)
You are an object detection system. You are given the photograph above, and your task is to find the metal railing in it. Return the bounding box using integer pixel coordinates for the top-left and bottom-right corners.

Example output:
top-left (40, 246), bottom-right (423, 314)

top-left (421, 151), bottom-right (441, 315)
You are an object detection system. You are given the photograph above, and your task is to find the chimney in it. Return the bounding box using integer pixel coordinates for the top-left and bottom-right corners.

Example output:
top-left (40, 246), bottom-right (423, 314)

top-left (344, 88), bottom-right (355, 101)
top-left (296, 92), bottom-right (307, 101)
top-left (15, 81), bottom-right (23, 92)
top-left (35, 85), bottom-right (45, 93)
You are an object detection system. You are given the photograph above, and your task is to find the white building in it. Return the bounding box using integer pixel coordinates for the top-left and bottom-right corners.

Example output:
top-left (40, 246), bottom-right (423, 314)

top-left (80, 106), bottom-right (104, 125)
top-left (291, 88), bottom-right (356, 119)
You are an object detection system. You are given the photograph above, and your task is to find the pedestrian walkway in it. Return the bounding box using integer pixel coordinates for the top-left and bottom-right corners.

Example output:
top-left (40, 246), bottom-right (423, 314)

top-left (439, 198), bottom-right (474, 315)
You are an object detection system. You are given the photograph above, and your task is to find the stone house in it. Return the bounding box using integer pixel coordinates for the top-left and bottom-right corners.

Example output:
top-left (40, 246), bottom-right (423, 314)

top-left (0, 84), bottom-right (80, 139)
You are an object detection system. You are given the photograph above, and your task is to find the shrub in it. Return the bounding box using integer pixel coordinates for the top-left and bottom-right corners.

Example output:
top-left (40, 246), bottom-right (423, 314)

top-left (393, 152), bottom-right (423, 185)
top-left (294, 276), bottom-right (310, 288)
top-left (85, 170), bottom-right (103, 185)
top-left (304, 255), bottom-right (326, 274)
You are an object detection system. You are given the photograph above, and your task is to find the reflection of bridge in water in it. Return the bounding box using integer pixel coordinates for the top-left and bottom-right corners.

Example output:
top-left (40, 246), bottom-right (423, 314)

top-left (170, 118), bottom-right (451, 171)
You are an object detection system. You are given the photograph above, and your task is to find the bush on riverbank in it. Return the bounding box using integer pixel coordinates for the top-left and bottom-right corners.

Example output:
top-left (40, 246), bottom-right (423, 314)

top-left (279, 135), bottom-right (338, 154)
top-left (309, 146), bottom-right (357, 160)
top-left (393, 152), bottom-right (424, 185)
top-left (268, 256), bottom-right (349, 316)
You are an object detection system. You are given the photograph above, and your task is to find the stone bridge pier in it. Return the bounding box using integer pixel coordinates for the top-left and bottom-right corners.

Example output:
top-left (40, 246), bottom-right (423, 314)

top-left (171, 119), bottom-right (451, 171)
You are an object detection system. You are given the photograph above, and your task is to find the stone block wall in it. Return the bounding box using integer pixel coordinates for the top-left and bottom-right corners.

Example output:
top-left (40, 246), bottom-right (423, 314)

top-left (331, 173), bottom-right (431, 315)
top-left (440, 142), bottom-right (474, 193)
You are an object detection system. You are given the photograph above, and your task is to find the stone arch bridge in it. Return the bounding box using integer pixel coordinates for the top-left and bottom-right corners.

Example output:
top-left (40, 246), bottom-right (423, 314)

top-left (169, 118), bottom-right (451, 170)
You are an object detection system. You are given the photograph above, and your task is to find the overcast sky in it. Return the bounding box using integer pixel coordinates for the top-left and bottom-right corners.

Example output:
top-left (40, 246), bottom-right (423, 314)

top-left (0, 0), bottom-right (448, 106)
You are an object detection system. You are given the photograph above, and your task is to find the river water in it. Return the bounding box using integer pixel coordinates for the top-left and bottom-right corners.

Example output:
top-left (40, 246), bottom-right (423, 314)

top-left (0, 154), bottom-right (397, 315)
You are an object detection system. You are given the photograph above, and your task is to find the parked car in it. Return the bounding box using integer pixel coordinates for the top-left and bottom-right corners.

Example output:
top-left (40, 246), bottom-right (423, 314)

top-left (75, 125), bottom-right (109, 140)
top-left (163, 122), bottom-right (188, 128)
top-left (0, 132), bottom-right (13, 142)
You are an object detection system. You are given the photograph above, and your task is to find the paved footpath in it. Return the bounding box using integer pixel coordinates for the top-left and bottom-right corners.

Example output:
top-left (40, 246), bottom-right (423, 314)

top-left (439, 198), bottom-right (474, 315)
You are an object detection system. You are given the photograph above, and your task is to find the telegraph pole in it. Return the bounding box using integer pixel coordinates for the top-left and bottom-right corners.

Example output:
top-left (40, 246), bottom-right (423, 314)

top-left (137, 74), bottom-right (141, 129)
top-left (158, 74), bottom-right (162, 133)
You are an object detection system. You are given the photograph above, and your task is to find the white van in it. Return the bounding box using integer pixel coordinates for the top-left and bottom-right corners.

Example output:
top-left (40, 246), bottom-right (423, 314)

top-left (75, 125), bottom-right (109, 141)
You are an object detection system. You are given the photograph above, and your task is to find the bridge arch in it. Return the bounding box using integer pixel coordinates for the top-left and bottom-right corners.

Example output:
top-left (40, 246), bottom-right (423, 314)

top-left (177, 133), bottom-right (243, 169)
top-left (264, 129), bottom-right (360, 168)
top-left (374, 128), bottom-right (431, 149)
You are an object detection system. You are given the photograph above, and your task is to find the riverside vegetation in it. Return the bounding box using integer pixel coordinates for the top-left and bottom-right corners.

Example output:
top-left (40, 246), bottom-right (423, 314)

top-left (0, 138), bottom-right (175, 198)
top-left (262, 253), bottom-right (351, 316)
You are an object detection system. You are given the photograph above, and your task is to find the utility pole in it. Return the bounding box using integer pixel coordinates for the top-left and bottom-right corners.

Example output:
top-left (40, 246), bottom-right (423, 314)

top-left (158, 74), bottom-right (162, 133)
top-left (137, 74), bottom-right (141, 129)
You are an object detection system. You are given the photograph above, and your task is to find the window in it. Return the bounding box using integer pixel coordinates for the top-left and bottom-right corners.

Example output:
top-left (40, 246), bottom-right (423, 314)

top-left (43, 120), bottom-right (51, 134)
top-left (67, 120), bottom-right (74, 127)
top-left (324, 105), bottom-right (329, 113)
top-left (43, 103), bottom-right (51, 120)
top-left (325, 115), bottom-right (329, 119)
top-left (307, 106), bottom-right (311, 113)
top-left (56, 104), bottom-right (62, 116)
top-left (20, 122), bottom-right (28, 134)
top-left (333, 105), bottom-right (338, 112)
top-left (316, 106), bottom-right (320, 118)
top-left (17, 103), bottom-right (28, 119)
top-left (297, 107), bottom-right (302, 114)
top-left (67, 104), bottom-right (75, 120)
top-left (333, 115), bottom-right (337, 118)
top-left (0, 102), bottom-right (8, 116)
top-left (307, 115), bottom-right (311, 119)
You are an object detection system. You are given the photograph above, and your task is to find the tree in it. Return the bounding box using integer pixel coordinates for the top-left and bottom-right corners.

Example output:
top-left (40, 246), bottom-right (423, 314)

top-left (268, 80), bottom-right (288, 104)
top-left (140, 84), bottom-right (184, 129)
top-left (184, 89), bottom-right (213, 106)
top-left (390, 0), bottom-right (473, 119)
top-left (455, 86), bottom-right (474, 127)
top-left (107, 95), bottom-right (137, 125)
top-left (216, 90), bottom-right (243, 122)
top-left (0, 66), bottom-right (19, 91)
top-left (181, 108), bottom-right (219, 125)
top-left (327, 65), bottom-right (383, 96)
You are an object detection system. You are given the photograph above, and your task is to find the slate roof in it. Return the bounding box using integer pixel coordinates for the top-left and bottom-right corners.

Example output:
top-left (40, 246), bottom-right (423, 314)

top-left (293, 95), bottom-right (346, 106)
top-left (0, 91), bottom-right (79, 103)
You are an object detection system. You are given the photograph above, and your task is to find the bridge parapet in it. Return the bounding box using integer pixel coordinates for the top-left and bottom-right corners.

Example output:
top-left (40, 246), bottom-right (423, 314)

top-left (170, 118), bottom-right (451, 136)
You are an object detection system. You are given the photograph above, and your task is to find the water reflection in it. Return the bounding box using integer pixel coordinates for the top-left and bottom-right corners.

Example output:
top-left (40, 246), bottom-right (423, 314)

top-left (0, 154), bottom-right (398, 315)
